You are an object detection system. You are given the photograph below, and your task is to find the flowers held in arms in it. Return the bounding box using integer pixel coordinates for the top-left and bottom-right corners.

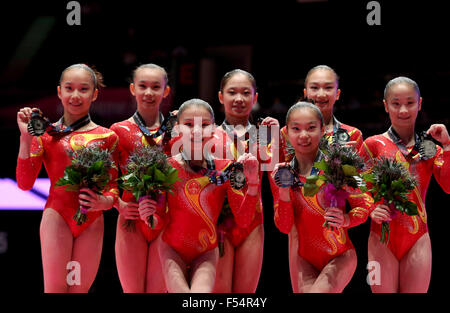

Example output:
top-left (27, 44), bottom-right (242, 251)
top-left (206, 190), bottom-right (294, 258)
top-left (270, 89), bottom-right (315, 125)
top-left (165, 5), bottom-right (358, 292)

top-left (303, 139), bottom-right (367, 228)
top-left (363, 156), bottom-right (418, 244)
top-left (118, 145), bottom-right (179, 231)
top-left (55, 145), bottom-right (116, 225)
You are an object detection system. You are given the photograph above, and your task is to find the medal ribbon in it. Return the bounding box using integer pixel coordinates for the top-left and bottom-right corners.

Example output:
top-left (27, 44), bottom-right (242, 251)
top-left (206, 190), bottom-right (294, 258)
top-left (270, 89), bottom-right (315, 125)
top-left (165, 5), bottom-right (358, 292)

top-left (387, 126), bottom-right (422, 161)
top-left (182, 150), bottom-right (238, 186)
top-left (287, 150), bottom-right (324, 189)
top-left (221, 121), bottom-right (257, 154)
top-left (133, 111), bottom-right (175, 145)
top-left (46, 114), bottom-right (91, 136)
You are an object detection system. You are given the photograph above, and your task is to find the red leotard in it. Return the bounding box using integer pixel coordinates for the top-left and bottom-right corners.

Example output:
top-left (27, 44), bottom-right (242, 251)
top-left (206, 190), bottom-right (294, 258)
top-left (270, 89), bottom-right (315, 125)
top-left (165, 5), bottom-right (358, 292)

top-left (360, 134), bottom-right (450, 260)
top-left (110, 120), bottom-right (168, 242)
top-left (280, 120), bottom-right (363, 162)
top-left (269, 171), bottom-right (373, 271)
top-left (16, 126), bottom-right (119, 238)
top-left (211, 126), bottom-right (266, 247)
top-left (162, 157), bottom-right (258, 264)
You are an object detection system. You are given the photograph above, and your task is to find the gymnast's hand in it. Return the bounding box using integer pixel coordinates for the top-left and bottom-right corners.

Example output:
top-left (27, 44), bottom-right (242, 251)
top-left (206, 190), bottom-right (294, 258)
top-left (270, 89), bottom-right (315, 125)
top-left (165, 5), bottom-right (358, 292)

top-left (370, 204), bottom-right (392, 224)
top-left (17, 107), bottom-right (34, 140)
top-left (238, 153), bottom-right (259, 185)
top-left (117, 198), bottom-right (140, 220)
top-left (427, 124), bottom-right (450, 149)
top-left (79, 187), bottom-right (114, 212)
top-left (259, 116), bottom-right (279, 128)
top-left (138, 197), bottom-right (159, 227)
top-left (271, 162), bottom-right (291, 198)
top-left (324, 207), bottom-right (350, 228)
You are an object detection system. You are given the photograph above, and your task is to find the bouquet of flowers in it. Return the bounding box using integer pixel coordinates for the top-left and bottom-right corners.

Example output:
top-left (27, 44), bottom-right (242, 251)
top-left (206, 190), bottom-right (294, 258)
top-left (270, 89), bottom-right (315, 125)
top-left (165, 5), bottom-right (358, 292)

top-left (55, 145), bottom-right (116, 225)
top-left (362, 156), bottom-right (418, 243)
top-left (303, 139), bottom-right (367, 228)
top-left (118, 145), bottom-right (179, 232)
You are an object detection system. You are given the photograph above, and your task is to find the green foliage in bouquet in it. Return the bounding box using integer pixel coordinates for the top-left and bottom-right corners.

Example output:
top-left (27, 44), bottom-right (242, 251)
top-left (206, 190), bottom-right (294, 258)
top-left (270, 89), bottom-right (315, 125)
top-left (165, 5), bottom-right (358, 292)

top-left (303, 139), bottom-right (367, 197)
top-left (363, 156), bottom-right (418, 243)
top-left (55, 145), bottom-right (115, 225)
top-left (118, 145), bottom-right (179, 231)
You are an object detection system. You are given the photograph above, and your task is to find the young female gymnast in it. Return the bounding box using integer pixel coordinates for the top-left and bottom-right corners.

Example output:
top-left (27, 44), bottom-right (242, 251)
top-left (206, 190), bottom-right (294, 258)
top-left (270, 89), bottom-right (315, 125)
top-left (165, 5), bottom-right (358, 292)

top-left (359, 76), bottom-right (450, 292)
top-left (16, 64), bottom-right (119, 292)
top-left (270, 101), bottom-right (373, 292)
top-left (139, 98), bottom-right (260, 292)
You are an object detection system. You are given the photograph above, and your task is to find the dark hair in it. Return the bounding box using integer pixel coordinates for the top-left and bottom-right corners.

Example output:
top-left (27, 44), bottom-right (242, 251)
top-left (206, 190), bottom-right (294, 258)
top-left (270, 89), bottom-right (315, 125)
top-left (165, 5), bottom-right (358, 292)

top-left (131, 63), bottom-right (169, 86)
top-left (384, 76), bottom-right (421, 99)
top-left (177, 98), bottom-right (215, 123)
top-left (286, 101), bottom-right (324, 126)
top-left (305, 65), bottom-right (339, 88)
top-left (219, 69), bottom-right (257, 94)
top-left (59, 63), bottom-right (105, 89)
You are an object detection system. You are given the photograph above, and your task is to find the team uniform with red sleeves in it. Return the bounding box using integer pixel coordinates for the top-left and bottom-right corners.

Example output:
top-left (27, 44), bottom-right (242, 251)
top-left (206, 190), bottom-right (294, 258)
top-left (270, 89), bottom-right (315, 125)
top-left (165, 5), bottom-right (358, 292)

top-left (16, 126), bottom-right (119, 238)
top-left (162, 157), bottom-right (258, 263)
top-left (110, 120), bottom-right (167, 241)
top-left (269, 169), bottom-right (373, 271)
top-left (360, 134), bottom-right (450, 260)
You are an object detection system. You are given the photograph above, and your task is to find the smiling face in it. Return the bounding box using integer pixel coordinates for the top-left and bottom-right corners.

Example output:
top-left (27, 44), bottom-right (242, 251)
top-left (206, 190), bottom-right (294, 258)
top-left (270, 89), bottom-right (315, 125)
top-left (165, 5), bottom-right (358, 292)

top-left (286, 107), bottom-right (324, 156)
top-left (57, 67), bottom-right (98, 117)
top-left (219, 72), bottom-right (258, 121)
top-left (130, 67), bottom-right (170, 112)
top-left (177, 105), bottom-right (215, 159)
top-left (384, 82), bottom-right (422, 129)
top-left (304, 69), bottom-right (340, 115)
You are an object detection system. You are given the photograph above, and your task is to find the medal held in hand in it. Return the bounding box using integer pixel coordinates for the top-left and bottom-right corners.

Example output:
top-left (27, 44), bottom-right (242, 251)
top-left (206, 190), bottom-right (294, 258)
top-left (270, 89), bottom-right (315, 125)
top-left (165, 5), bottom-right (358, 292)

top-left (274, 165), bottom-right (295, 188)
top-left (418, 131), bottom-right (437, 160)
top-left (333, 128), bottom-right (350, 146)
top-left (27, 109), bottom-right (51, 136)
top-left (229, 162), bottom-right (246, 190)
top-left (274, 156), bottom-right (305, 190)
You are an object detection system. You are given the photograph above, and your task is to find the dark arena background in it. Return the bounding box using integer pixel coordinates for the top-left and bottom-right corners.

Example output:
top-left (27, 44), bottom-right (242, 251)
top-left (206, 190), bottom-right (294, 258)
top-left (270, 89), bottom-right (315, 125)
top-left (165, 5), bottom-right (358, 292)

top-left (0, 0), bottom-right (448, 308)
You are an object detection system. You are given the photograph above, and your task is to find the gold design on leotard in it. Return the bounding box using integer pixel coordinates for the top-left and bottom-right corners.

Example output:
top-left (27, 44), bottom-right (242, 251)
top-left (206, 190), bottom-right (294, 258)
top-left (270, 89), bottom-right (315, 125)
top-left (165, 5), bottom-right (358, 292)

top-left (302, 185), bottom-right (348, 255)
top-left (256, 198), bottom-right (262, 213)
top-left (30, 137), bottom-right (44, 157)
top-left (351, 130), bottom-right (362, 144)
top-left (323, 227), bottom-right (347, 256)
top-left (349, 192), bottom-right (374, 204)
top-left (350, 207), bottom-right (368, 218)
top-left (434, 149), bottom-right (443, 166)
top-left (70, 132), bottom-right (115, 151)
top-left (409, 215), bottom-right (419, 234)
top-left (413, 187), bottom-right (427, 224)
top-left (185, 176), bottom-right (217, 252)
top-left (362, 142), bottom-right (374, 159)
top-left (302, 185), bottom-right (326, 215)
top-left (395, 150), bottom-right (410, 170)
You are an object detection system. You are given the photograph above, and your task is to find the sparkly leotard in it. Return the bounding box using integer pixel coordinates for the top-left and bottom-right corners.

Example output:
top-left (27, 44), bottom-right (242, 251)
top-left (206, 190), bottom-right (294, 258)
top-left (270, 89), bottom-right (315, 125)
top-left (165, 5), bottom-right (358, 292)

top-left (360, 134), bottom-right (450, 260)
top-left (16, 126), bottom-right (119, 238)
top-left (162, 157), bottom-right (258, 263)
top-left (269, 171), bottom-right (373, 271)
